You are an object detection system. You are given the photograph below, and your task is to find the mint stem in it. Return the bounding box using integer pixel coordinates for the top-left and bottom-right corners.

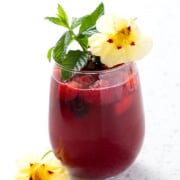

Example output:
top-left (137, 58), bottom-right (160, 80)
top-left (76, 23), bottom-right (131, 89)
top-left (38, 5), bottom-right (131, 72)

top-left (69, 29), bottom-right (87, 52)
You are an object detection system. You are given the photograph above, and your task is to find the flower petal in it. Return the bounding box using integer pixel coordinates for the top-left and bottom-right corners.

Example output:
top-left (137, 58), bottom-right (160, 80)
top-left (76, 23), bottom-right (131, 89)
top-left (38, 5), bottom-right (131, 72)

top-left (88, 33), bottom-right (108, 55)
top-left (126, 35), bottom-right (153, 61)
top-left (96, 14), bottom-right (117, 34)
top-left (101, 49), bottom-right (126, 67)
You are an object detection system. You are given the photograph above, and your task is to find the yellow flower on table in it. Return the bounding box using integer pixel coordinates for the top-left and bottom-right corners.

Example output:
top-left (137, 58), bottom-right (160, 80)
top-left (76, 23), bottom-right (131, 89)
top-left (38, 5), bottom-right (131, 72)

top-left (88, 14), bottom-right (153, 67)
top-left (15, 152), bottom-right (69, 180)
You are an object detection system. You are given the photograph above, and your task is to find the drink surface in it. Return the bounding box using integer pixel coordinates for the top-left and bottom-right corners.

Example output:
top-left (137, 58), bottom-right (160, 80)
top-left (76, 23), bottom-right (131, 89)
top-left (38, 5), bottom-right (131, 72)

top-left (49, 63), bottom-right (145, 179)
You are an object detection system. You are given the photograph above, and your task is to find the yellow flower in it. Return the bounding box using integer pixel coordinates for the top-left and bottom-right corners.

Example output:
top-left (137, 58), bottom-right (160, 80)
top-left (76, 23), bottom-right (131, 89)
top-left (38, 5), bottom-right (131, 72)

top-left (15, 152), bottom-right (69, 180)
top-left (88, 14), bottom-right (153, 67)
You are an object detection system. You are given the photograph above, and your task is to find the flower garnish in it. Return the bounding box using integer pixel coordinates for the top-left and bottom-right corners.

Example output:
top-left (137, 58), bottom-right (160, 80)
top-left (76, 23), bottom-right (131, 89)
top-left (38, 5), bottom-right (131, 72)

top-left (88, 14), bottom-right (153, 67)
top-left (15, 151), bottom-right (69, 180)
top-left (46, 2), bottom-right (152, 80)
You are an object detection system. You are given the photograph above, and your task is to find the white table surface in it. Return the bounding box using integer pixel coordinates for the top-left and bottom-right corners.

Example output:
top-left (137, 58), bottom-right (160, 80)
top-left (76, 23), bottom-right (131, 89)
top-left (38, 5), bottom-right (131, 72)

top-left (0, 0), bottom-right (180, 179)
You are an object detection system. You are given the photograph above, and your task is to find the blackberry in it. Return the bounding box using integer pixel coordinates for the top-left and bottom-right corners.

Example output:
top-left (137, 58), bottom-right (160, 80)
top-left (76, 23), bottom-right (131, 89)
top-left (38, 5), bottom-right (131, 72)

top-left (69, 96), bottom-right (89, 118)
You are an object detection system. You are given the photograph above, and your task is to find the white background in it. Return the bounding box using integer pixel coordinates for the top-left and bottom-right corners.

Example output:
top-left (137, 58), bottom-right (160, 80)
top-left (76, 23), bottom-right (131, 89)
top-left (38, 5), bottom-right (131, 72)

top-left (0, 0), bottom-right (180, 179)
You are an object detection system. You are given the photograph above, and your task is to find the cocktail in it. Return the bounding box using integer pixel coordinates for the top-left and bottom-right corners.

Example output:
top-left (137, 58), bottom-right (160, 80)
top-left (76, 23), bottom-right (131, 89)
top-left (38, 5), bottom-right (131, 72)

top-left (46, 2), bottom-right (152, 179)
top-left (49, 62), bottom-right (144, 179)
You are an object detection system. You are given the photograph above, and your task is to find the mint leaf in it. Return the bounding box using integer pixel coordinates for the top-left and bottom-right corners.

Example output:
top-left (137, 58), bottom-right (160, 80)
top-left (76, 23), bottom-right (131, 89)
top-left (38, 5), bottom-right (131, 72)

top-left (76, 36), bottom-right (88, 50)
top-left (45, 17), bottom-right (62, 26)
top-left (79, 2), bottom-right (104, 33)
top-left (74, 3), bottom-right (104, 49)
top-left (71, 16), bottom-right (86, 29)
top-left (47, 47), bottom-right (54, 62)
top-left (61, 50), bottom-right (89, 81)
top-left (57, 4), bottom-right (69, 28)
top-left (78, 26), bottom-right (97, 37)
top-left (70, 3), bottom-right (104, 51)
top-left (62, 50), bottom-right (89, 70)
top-left (53, 31), bottom-right (73, 64)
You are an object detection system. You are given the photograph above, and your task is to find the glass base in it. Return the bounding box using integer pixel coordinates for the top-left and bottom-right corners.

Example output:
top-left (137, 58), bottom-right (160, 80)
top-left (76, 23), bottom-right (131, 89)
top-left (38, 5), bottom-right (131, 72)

top-left (69, 175), bottom-right (119, 180)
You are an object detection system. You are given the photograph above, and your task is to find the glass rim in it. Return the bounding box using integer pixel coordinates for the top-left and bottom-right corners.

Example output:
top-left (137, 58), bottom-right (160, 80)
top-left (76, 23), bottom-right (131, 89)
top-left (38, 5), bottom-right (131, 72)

top-left (54, 62), bottom-right (134, 75)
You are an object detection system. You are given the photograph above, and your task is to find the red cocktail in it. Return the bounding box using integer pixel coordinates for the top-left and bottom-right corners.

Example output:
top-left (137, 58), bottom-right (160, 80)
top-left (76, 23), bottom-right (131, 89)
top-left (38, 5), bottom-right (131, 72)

top-left (49, 62), bottom-right (145, 179)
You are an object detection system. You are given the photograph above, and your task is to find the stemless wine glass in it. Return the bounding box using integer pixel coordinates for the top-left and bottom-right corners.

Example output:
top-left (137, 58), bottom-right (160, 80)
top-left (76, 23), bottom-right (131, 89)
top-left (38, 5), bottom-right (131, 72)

top-left (49, 62), bottom-right (145, 179)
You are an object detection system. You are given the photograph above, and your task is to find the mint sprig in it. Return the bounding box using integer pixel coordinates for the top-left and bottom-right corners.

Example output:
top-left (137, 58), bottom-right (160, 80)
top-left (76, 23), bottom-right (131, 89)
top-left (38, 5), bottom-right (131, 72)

top-left (45, 2), bottom-right (104, 81)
